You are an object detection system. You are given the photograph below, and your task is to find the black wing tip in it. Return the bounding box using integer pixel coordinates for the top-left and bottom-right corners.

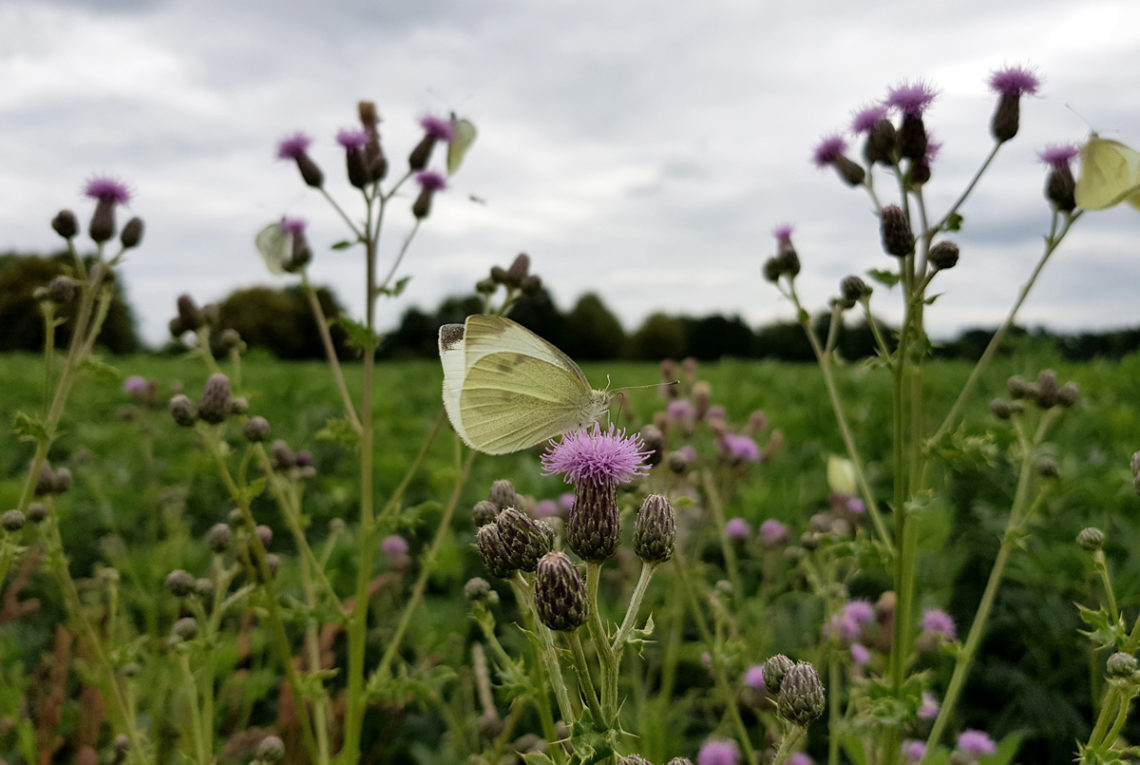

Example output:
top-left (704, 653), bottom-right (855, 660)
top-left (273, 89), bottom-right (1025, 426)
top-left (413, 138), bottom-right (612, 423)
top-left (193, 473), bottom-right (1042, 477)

top-left (439, 324), bottom-right (465, 350)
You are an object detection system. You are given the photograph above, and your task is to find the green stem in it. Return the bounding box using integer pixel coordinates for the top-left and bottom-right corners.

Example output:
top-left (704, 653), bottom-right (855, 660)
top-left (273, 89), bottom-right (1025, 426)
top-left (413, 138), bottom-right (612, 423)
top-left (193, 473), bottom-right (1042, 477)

top-left (301, 274), bottom-right (362, 434)
top-left (933, 142), bottom-right (1002, 232)
top-left (828, 648), bottom-right (840, 765)
top-left (568, 629), bottom-right (603, 720)
top-left (585, 561), bottom-right (619, 721)
top-left (702, 469), bottom-right (745, 613)
top-left (180, 653), bottom-right (208, 765)
top-left (612, 562), bottom-right (657, 655)
top-left (770, 725), bottom-right (805, 765)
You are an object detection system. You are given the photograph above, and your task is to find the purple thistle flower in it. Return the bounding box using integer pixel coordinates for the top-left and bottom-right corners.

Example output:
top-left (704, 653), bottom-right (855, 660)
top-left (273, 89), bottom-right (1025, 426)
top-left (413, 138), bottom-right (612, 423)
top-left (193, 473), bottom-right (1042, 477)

top-left (706, 404), bottom-right (726, 421)
top-left (667, 399), bottom-right (695, 421)
top-left (851, 104), bottom-right (888, 135)
top-left (887, 81), bottom-right (938, 117)
top-left (846, 497), bottom-right (866, 515)
top-left (850, 642), bottom-right (870, 667)
top-left (700, 651), bottom-right (713, 669)
top-left (722, 433), bottom-right (761, 463)
top-left (759, 519), bottom-right (790, 547)
top-left (541, 424), bottom-right (650, 487)
top-left (773, 223), bottom-right (795, 243)
top-left (122, 375), bottom-right (149, 394)
top-left (924, 138), bottom-right (942, 164)
top-left (420, 114), bottom-right (455, 142)
top-left (559, 492), bottom-right (575, 511)
top-left (918, 691), bottom-right (939, 720)
top-left (277, 132), bottom-right (312, 160)
top-left (336, 128), bottom-right (370, 150)
top-left (922, 608), bottom-right (957, 640)
top-left (415, 170), bottom-right (448, 192)
top-left (381, 534), bottom-right (409, 557)
top-left (281, 217), bottom-right (307, 235)
top-left (697, 738), bottom-right (740, 765)
top-left (787, 754), bottom-right (814, 765)
top-left (676, 444), bottom-right (698, 463)
top-left (956, 729), bottom-right (997, 756)
top-left (533, 499), bottom-right (559, 518)
top-left (725, 517), bottom-right (751, 541)
top-left (1038, 144), bottom-right (1080, 170)
top-left (989, 65), bottom-right (1040, 97)
top-left (742, 664), bottom-right (765, 690)
top-left (84, 177), bottom-right (131, 205)
top-left (813, 135), bottom-right (847, 167)
top-left (902, 740), bottom-right (926, 764)
top-left (843, 599), bottom-right (875, 626)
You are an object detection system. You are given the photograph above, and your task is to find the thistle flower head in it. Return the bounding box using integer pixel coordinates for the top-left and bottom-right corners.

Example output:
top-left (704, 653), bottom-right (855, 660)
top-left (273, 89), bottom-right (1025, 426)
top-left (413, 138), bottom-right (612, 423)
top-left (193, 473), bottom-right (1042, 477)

top-left (1038, 144), bottom-right (1080, 170)
top-left (725, 517), bottom-right (751, 540)
top-left (902, 741), bottom-right (926, 764)
top-left (667, 398), bottom-right (695, 421)
top-left (813, 135), bottom-right (847, 167)
top-left (989, 65), bottom-right (1040, 97)
top-left (381, 534), bottom-right (409, 557)
top-left (281, 217), bottom-right (306, 235)
top-left (721, 433), bottom-right (761, 463)
top-left (850, 642), bottom-right (870, 667)
top-left (415, 170), bottom-right (448, 192)
top-left (336, 127), bottom-right (369, 150)
top-left (123, 375), bottom-right (149, 394)
top-left (851, 104), bottom-right (888, 134)
top-left (542, 424), bottom-right (650, 487)
top-left (420, 114), bottom-right (455, 142)
top-left (922, 608), bottom-right (957, 640)
top-left (759, 518), bottom-right (790, 548)
top-left (788, 755), bottom-right (814, 765)
top-left (918, 691), bottom-right (939, 719)
top-left (886, 81), bottom-right (938, 117)
top-left (773, 223), bottom-right (794, 244)
top-left (743, 664), bottom-right (765, 690)
top-left (276, 132), bottom-right (312, 160)
top-left (84, 177), bottom-right (131, 205)
top-left (696, 739), bottom-right (739, 765)
top-left (956, 729), bottom-right (996, 756)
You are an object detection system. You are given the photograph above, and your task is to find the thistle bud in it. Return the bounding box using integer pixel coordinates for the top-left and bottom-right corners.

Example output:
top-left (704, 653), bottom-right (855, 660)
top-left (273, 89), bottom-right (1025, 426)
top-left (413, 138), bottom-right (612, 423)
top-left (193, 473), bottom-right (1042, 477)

top-left (929, 240), bottom-right (959, 270)
top-left (490, 266), bottom-right (510, 285)
top-left (639, 425), bottom-right (666, 468)
top-left (534, 551), bottom-right (588, 632)
top-left (172, 616), bottom-right (199, 641)
top-left (120, 217), bottom-right (144, 249)
top-left (408, 135), bottom-right (436, 172)
top-left (777, 662), bottom-right (826, 727)
top-left (880, 205), bottom-right (914, 258)
top-left (255, 524), bottom-right (274, 548)
top-left (991, 93), bottom-right (1020, 143)
top-left (1034, 370), bottom-right (1059, 409)
top-left (1107, 652), bottom-right (1139, 679)
top-left (1077, 527), bottom-right (1104, 552)
top-left (89, 199), bottom-right (117, 243)
top-left (165, 569), bottom-right (196, 597)
top-left (52, 467), bottom-right (72, 494)
top-left (1057, 382), bottom-right (1080, 408)
top-left (1046, 165), bottom-right (1076, 212)
top-left (666, 759), bottom-right (696, 765)
top-left (1036, 457), bottom-right (1060, 479)
top-left (496, 507), bottom-right (550, 572)
top-left (272, 440), bottom-right (296, 470)
top-left (775, 231), bottom-right (800, 278)
top-left (476, 277), bottom-right (497, 294)
top-left (201, 303), bottom-right (220, 327)
top-left (507, 253), bottom-right (530, 286)
top-left (489, 480), bottom-right (520, 510)
top-left (464, 576), bottom-right (499, 606)
top-left (762, 256), bottom-right (783, 283)
top-left (472, 500), bottom-right (498, 527)
top-left (243, 415), bottom-right (270, 442)
top-left (834, 155), bottom-right (866, 186)
top-left (169, 316), bottom-right (186, 338)
top-left (521, 274), bottom-right (543, 294)
top-left (26, 502), bottom-right (47, 524)
top-left (1007, 376), bottom-right (1033, 399)
top-left (412, 171), bottom-right (447, 220)
top-left (840, 275), bottom-right (871, 302)
top-left (989, 399), bottom-right (1012, 420)
top-left (620, 757), bottom-right (653, 765)
top-left (256, 735), bottom-right (286, 763)
top-left (169, 394), bottom-right (198, 427)
top-left (1, 509), bottom-right (26, 532)
top-left (198, 373), bottom-right (233, 424)
top-left (763, 654), bottom-right (795, 695)
top-left (177, 294), bottom-right (203, 332)
top-left (475, 523), bottom-right (517, 579)
top-left (51, 209), bottom-right (78, 239)
top-left (898, 115), bottom-right (928, 162)
top-left (566, 482), bottom-right (620, 563)
top-left (865, 118), bottom-right (897, 165)
top-left (633, 494), bottom-right (676, 563)
top-left (207, 522), bottom-right (233, 553)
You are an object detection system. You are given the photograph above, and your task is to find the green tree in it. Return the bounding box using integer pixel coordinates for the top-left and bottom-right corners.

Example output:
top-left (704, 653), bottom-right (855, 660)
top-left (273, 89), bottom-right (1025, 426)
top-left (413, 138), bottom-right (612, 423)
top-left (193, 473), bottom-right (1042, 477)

top-left (628, 312), bottom-right (686, 360)
top-left (562, 293), bottom-right (625, 359)
top-left (215, 285), bottom-right (349, 359)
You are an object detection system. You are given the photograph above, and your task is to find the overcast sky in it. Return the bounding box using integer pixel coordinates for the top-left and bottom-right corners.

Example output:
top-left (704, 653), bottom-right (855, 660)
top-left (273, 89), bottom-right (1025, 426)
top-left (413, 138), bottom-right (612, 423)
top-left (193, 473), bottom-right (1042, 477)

top-left (3, 0), bottom-right (1140, 347)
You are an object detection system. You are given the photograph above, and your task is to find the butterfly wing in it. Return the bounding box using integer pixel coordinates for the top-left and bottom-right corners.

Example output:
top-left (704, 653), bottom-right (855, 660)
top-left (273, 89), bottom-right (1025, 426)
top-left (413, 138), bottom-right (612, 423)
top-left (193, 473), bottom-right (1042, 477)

top-left (255, 223), bottom-right (291, 275)
top-left (447, 117), bottom-right (478, 175)
top-left (1076, 137), bottom-right (1140, 210)
top-left (438, 322), bottom-right (471, 446)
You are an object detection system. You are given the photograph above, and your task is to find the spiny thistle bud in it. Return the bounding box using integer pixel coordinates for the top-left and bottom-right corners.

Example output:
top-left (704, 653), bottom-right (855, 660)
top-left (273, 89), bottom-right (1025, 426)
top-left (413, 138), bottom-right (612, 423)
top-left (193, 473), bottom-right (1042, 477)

top-left (194, 577), bottom-right (213, 600)
top-left (534, 551), bottom-right (588, 632)
top-left (567, 481), bottom-right (620, 563)
top-left (1107, 652), bottom-right (1139, 679)
top-left (522, 274), bottom-right (543, 294)
top-left (201, 303), bottom-right (219, 327)
top-left (176, 294), bottom-right (202, 332)
top-left (51, 209), bottom-right (78, 239)
top-left (763, 256), bottom-right (783, 283)
top-left (1077, 527), bottom-right (1105, 552)
top-left (243, 416), bottom-right (271, 442)
top-left (198, 373), bottom-right (232, 424)
top-left (464, 576), bottom-right (499, 606)
top-left (507, 253), bottom-right (530, 286)
top-left (472, 500), bottom-right (499, 527)
top-left (1036, 457), bottom-right (1060, 479)
top-left (207, 522), bottom-right (232, 553)
top-left (255, 524), bottom-right (273, 548)
top-left (46, 275), bottom-right (76, 304)
top-left (2, 509), bottom-right (26, 532)
top-left (840, 275), bottom-right (870, 303)
top-left (256, 735), bottom-right (286, 763)
top-left (218, 328), bottom-right (244, 353)
top-left (1034, 370), bottom-right (1059, 408)
top-left (666, 759), bottom-right (695, 765)
top-left (989, 67), bottom-right (1039, 143)
top-left (774, 225), bottom-right (800, 278)
top-left (490, 265), bottom-right (510, 285)
top-left (475, 523), bottom-right (517, 579)
top-left (172, 617), bottom-right (199, 641)
top-left (989, 399), bottom-right (1012, 420)
top-left (992, 94), bottom-right (1020, 143)
top-left (620, 756), bottom-right (653, 765)
top-left (52, 467), bottom-right (72, 494)
top-left (34, 462), bottom-right (55, 496)
top-left (277, 133), bottom-right (323, 188)
top-left (1007, 376), bottom-right (1033, 399)
top-left (496, 507), bottom-right (551, 572)
top-left (880, 205), bottom-right (914, 258)
top-left (228, 397), bottom-right (249, 417)
top-left (272, 440), bottom-right (296, 470)
top-left (26, 502), bottom-right (47, 524)
top-left (165, 569), bottom-right (196, 597)
top-left (898, 115), bottom-right (928, 162)
top-left (929, 240), bottom-right (960, 270)
top-left (169, 316), bottom-right (186, 338)
top-left (169, 394), bottom-right (198, 427)
top-left (777, 662), bottom-right (826, 727)
top-left (763, 654), bottom-right (795, 695)
top-left (639, 425), bottom-right (666, 467)
top-left (476, 277), bottom-right (497, 294)
top-left (1046, 164), bottom-right (1077, 212)
top-left (866, 118), bottom-right (897, 165)
top-left (834, 155), bottom-right (866, 186)
top-left (120, 217), bottom-right (144, 249)
top-left (408, 114), bottom-right (454, 171)
top-left (489, 480), bottom-right (520, 510)
top-left (535, 518), bottom-right (557, 550)
top-left (633, 494), bottom-right (676, 563)
top-left (1057, 382), bottom-right (1080, 408)
top-left (412, 171), bottom-right (447, 219)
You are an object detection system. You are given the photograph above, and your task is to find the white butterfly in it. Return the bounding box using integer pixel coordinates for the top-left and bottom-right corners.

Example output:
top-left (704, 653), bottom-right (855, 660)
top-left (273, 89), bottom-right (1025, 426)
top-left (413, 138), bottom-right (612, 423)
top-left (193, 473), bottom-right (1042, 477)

top-left (255, 222), bottom-right (292, 275)
top-left (438, 315), bottom-right (610, 455)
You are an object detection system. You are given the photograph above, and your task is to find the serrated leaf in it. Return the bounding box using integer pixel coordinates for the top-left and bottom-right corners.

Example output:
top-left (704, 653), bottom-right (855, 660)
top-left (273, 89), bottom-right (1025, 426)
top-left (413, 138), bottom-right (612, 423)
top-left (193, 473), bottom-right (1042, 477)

top-left (315, 417), bottom-right (361, 449)
top-left (1077, 602), bottom-right (1125, 650)
top-left (925, 291), bottom-right (943, 305)
top-left (521, 754), bottom-right (556, 765)
top-left (12, 411), bottom-right (49, 443)
top-left (238, 477), bottom-right (267, 505)
top-left (868, 268), bottom-right (901, 287)
top-left (944, 212), bottom-right (964, 231)
top-left (330, 240), bottom-right (355, 251)
top-left (335, 316), bottom-right (380, 351)
top-left (80, 354), bottom-right (120, 380)
top-left (447, 116), bottom-right (477, 175)
top-left (377, 275), bottom-right (412, 298)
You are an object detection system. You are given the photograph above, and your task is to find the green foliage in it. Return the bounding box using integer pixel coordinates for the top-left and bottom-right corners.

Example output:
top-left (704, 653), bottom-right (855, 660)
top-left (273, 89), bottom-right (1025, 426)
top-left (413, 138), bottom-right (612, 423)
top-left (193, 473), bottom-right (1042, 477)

top-left (215, 284), bottom-right (350, 359)
top-left (562, 293), bottom-right (626, 360)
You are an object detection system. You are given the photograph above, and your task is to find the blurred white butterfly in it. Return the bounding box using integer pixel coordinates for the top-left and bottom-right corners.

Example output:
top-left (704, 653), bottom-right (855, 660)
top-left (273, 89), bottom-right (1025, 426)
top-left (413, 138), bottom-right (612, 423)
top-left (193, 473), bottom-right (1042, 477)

top-left (1075, 133), bottom-right (1140, 211)
top-left (255, 222), bottom-right (292, 275)
top-left (438, 315), bottom-right (610, 455)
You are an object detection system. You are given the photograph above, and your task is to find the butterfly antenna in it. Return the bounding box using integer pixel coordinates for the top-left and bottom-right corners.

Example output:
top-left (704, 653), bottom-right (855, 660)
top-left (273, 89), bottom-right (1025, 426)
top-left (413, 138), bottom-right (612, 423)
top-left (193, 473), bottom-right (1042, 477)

top-left (612, 380), bottom-right (678, 394)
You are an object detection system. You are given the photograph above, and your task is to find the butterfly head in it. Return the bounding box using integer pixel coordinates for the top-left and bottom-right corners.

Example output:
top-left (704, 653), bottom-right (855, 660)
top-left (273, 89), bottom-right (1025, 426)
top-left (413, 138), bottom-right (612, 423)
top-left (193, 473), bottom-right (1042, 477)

top-left (584, 389), bottom-right (611, 428)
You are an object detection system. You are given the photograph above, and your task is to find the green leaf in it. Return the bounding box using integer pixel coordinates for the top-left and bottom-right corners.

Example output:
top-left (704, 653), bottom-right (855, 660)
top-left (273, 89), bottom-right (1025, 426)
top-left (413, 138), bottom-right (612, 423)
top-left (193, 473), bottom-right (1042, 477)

top-left (12, 411), bottom-right (49, 443)
top-left (315, 417), bottom-right (361, 450)
top-left (330, 240), bottom-right (355, 251)
top-left (335, 316), bottom-right (380, 352)
top-left (945, 212), bottom-right (964, 231)
top-left (447, 116), bottom-right (477, 175)
top-left (1077, 603), bottom-right (1125, 650)
top-left (868, 268), bottom-right (901, 287)
top-left (377, 275), bottom-right (412, 298)
top-left (237, 477), bottom-right (267, 506)
top-left (521, 754), bottom-right (557, 765)
top-left (925, 291), bottom-right (943, 305)
top-left (80, 354), bottom-right (120, 380)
